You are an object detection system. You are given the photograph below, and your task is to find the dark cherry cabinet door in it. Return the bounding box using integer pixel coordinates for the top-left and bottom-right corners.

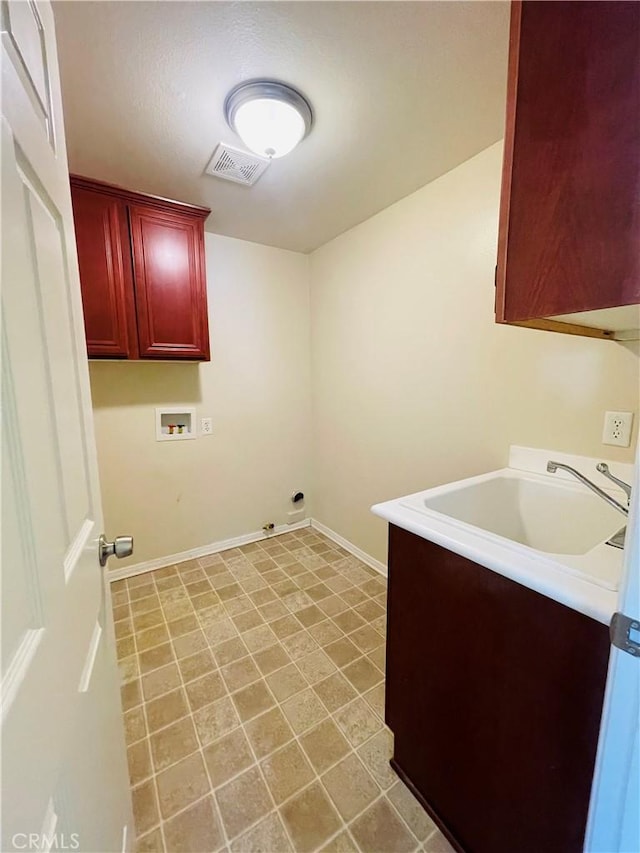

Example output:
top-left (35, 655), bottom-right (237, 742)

top-left (496, 1), bottom-right (640, 323)
top-left (129, 205), bottom-right (210, 360)
top-left (71, 187), bottom-right (136, 358)
top-left (386, 524), bottom-right (610, 853)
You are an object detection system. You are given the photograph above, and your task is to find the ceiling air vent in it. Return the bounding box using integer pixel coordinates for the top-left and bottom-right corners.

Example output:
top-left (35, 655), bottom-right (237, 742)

top-left (205, 143), bottom-right (270, 186)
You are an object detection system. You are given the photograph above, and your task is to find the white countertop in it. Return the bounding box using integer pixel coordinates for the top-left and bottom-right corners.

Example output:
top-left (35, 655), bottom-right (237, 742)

top-left (371, 446), bottom-right (632, 625)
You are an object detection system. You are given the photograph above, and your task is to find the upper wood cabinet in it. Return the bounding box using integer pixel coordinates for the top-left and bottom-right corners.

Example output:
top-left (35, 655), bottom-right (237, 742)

top-left (496, 1), bottom-right (640, 340)
top-left (70, 176), bottom-right (211, 360)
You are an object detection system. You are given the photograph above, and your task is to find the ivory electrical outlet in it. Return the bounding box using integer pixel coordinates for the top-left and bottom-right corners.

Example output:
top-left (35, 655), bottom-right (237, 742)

top-left (602, 411), bottom-right (633, 447)
top-left (201, 417), bottom-right (213, 436)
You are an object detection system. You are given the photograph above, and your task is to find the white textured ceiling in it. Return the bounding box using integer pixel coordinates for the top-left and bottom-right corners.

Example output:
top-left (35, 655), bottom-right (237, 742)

top-left (53, 1), bottom-right (509, 253)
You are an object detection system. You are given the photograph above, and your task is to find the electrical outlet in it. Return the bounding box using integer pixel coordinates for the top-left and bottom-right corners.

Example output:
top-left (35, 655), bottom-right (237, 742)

top-left (602, 411), bottom-right (634, 447)
top-left (200, 417), bottom-right (213, 436)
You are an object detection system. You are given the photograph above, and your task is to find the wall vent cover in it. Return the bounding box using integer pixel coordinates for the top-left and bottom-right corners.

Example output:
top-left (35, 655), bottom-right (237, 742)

top-left (205, 143), bottom-right (270, 186)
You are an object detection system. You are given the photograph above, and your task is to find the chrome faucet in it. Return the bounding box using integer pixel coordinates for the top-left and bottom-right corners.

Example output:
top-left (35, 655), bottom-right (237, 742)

top-left (546, 461), bottom-right (628, 516)
top-left (546, 460), bottom-right (631, 550)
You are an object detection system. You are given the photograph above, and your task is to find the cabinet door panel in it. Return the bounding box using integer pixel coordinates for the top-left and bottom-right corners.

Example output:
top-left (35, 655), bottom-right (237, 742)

top-left (497, 1), bottom-right (640, 322)
top-left (71, 187), bottom-right (134, 357)
top-left (129, 205), bottom-right (209, 360)
top-left (386, 525), bottom-right (610, 853)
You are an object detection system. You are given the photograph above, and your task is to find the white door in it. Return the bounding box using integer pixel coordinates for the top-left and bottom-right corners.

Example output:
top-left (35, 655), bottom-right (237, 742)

top-left (585, 442), bottom-right (639, 852)
top-left (1, 1), bottom-right (133, 851)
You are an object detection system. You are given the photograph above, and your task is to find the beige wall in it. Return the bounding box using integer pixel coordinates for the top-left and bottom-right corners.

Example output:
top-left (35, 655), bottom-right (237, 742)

top-left (309, 142), bottom-right (640, 564)
top-left (91, 234), bottom-right (311, 567)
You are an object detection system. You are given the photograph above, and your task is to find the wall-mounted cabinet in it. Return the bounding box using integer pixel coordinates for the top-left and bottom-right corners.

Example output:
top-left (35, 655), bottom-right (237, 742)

top-left (496, 1), bottom-right (640, 341)
top-left (71, 176), bottom-right (211, 360)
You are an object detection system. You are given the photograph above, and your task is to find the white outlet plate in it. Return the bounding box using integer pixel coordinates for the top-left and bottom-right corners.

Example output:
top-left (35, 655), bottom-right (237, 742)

top-left (602, 411), bottom-right (634, 447)
top-left (201, 417), bottom-right (213, 436)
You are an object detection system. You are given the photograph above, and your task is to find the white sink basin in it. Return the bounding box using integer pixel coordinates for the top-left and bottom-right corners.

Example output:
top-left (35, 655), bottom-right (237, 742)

top-left (371, 446), bottom-right (632, 624)
top-left (401, 470), bottom-right (622, 556)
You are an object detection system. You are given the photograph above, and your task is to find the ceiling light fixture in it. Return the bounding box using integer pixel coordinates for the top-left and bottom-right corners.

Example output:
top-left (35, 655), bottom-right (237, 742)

top-left (224, 80), bottom-right (313, 160)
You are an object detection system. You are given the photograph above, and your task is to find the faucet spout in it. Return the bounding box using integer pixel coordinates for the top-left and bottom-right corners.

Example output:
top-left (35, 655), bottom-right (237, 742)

top-left (546, 461), bottom-right (629, 517)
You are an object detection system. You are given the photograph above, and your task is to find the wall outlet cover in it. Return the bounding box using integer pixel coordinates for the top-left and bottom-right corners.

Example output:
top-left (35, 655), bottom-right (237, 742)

top-left (602, 411), bottom-right (634, 447)
top-left (201, 417), bottom-right (213, 435)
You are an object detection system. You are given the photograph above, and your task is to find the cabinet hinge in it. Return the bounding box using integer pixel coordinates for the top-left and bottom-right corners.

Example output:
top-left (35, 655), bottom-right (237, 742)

top-left (610, 612), bottom-right (640, 657)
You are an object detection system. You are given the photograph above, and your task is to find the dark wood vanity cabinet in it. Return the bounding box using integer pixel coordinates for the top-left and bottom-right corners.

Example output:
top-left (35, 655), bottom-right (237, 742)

top-left (496, 1), bottom-right (640, 339)
top-left (385, 524), bottom-right (610, 853)
top-left (70, 176), bottom-right (210, 360)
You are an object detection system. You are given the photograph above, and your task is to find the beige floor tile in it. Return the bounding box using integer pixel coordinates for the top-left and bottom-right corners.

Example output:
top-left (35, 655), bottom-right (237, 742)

top-left (313, 672), bottom-right (357, 713)
top-left (163, 794), bottom-right (224, 853)
top-left (354, 600), bottom-right (386, 623)
top-left (221, 656), bottom-right (261, 693)
top-left (121, 678), bottom-right (142, 712)
top-left (203, 727), bottom-right (255, 788)
top-left (361, 578), bottom-right (387, 597)
top-left (230, 812), bottom-right (293, 853)
top-left (308, 620), bottom-right (343, 647)
top-left (341, 588), bottom-right (369, 608)
top-left (197, 604), bottom-right (228, 627)
top-left (167, 614), bottom-right (199, 639)
top-left (232, 609), bottom-right (263, 633)
top-left (324, 638), bottom-right (361, 668)
top-left (281, 688), bottom-right (327, 735)
top-left (146, 688), bottom-right (189, 734)
top-left (242, 624), bottom-right (278, 653)
top-left (141, 663), bottom-right (182, 702)
top-left (119, 656), bottom-right (140, 684)
top-left (139, 643), bottom-right (175, 674)
top-left (350, 625), bottom-right (385, 653)
top-left (191, 591), bottom-right (220, 611)
top-left (266, 663), bottom-right (308, 702)
top-left (150, 716), bottom-right (199, 772)
top-left (177, 649), bottom-right (216, 684)
top-left (218, 582), bottom-right (243, 601)
top-left (135, 827), bottom-right (164, 852)
top-left (295, 604), bottom-right (326, 628)
top-left (281, 631), bottom-right (319, 660)
top-left (295, 649), bottom-right (337, 684)
top-left (185, 671), bottom-right (226, 711)
top-left (318, 595), bottom-right (350, 618)
top-left (125, 707), bottom-right (147, 745)
top-left (115, 617), bottom-right (133, 639)
top-left (343, 657), bottom-right (384, 693)
top-left (132, 778), bottom-right (159, 836)
top-left (216, 766), bottom-right (272, 840)
top-left (271, 614), bottom-right (303, 639)
top-left (163, 600), bottom-right (195, 621)
top-left (357, 728), bottom-right (397, 790)
top-left (193, 696), bottom-right (240, 745)
top-left (388, 780), bottom-right (437, 842)
top-left (363, 683), bottom-right (385, 719)
top-left (253, 643), bottom-right (290, 676)
top-left (306, 582), bottom-right (333, 602)
top-left (280, 781), bottom-right (342, 853)
top-left (334, 697), bottom-right (383, 747)
top-left (127, 739), bottom-right (153, 787)
top-left (258, 600), bottom-right (289, 622)
top-left (322, 753), bottom-right (379, 821)
top-left (273, 579), bottom-right (299, 596)
top-left (117, 637), bottom-right (136, 660)
top-left (213, 637), bottom-right (249, 666)
top-left (351, 797), bottom-right (416, 853)
top-left (299, 718), bottom-right (351, 775)
top-left (319, 830), bottom-right (359, 852)
top-left (231, 679), bottom-right (275, 722)
top-left (244, 706), bottom-right (295, 759)
top-left (367, 644), bottom-right (386, 672)
top-left (156, 752), bottom-right (210, 819)
top-left (260, 741), bottom-right (314, 805)
top-left (333, 610), bottom-right (367, 635)
top-left (129, 582), bottom-right (155, 601)
top-left (136, 624), bottom-right (170, 653)
top-left (203, 619), bottom-right (238, 647)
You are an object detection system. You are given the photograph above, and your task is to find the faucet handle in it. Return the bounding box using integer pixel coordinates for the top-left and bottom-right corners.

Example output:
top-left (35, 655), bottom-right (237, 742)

top-left (596, 463), bottom-right (632, 503)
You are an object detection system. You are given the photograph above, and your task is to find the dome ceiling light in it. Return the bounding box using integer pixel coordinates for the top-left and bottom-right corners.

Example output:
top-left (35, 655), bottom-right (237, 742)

top-left (224, 80), bottom-right (313, 160)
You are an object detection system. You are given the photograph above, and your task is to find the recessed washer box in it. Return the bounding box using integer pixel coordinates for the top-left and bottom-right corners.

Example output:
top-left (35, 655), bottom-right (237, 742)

top-left (155, 407), bottom-right (196, 441)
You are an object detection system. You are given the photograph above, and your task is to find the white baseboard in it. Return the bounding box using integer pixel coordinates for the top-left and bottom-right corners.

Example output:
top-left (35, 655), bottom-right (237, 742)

top-left (310, 519), bottom-right (387, 577)
top-left (108, 519), bottom-right (311, 582)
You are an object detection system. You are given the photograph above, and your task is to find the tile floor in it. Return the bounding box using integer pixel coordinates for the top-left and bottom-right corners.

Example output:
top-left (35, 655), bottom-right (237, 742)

top-left (112, 528), bottom-right (455, 853)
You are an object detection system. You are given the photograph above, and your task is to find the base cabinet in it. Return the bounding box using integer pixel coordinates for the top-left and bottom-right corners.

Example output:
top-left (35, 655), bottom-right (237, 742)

top-left (385, 524), bottom-right (610, 853)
